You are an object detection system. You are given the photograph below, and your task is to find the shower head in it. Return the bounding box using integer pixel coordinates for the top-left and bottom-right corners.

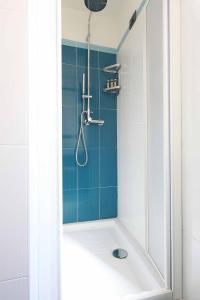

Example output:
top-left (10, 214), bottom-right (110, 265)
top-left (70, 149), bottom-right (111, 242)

top-left (84, 0), bottom-right (107, 12)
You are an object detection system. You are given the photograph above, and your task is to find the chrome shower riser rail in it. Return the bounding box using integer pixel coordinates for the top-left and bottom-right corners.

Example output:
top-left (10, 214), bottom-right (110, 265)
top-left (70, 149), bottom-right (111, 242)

top-left (75, 9), bottom-right (105, 167)
top-left (87, 12), bottom-right (92, 122)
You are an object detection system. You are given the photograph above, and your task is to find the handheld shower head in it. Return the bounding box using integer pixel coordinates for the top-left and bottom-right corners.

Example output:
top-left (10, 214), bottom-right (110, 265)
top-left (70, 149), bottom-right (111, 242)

top-left (84, 0), bottom-right (107, 12)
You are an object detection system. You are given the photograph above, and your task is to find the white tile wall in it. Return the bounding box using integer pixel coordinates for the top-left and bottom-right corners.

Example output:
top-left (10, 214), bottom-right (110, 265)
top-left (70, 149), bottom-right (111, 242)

top-left (0, 146), bottom-right (28, 281)
top-left (0, 278), bottom-right (28, 300)
top-left (0, 0), bottom-right (26, 11)
top-left (0, 0), bottom-right (28, 298)
top-left (0, 9), bottom-right (27, 145)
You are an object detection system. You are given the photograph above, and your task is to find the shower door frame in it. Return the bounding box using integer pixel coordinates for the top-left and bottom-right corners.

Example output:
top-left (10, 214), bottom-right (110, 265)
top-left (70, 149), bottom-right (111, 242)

top-left (27, 0), bottom-right (182, 300)
top-left (169, 0), bottom-right (182, 298)
top-left (28, 0), bottom-right (62, 299)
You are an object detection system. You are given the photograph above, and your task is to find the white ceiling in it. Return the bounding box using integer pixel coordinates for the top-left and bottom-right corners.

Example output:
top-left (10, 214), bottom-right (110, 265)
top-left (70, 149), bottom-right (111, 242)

top-left (63, 0), bottom-right (138, 20)
top-left (62, 0), bottom-right (140, 48)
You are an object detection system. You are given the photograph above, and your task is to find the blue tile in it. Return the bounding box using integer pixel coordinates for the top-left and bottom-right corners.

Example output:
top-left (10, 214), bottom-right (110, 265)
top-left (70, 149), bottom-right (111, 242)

top-left (91, 50), bottom-right (99, 68)
top-left (100, 110), bottom-right (117, 148)
top-left (63, 148), bottom-right (77, 190)
top-left (78, 148), bottom-right (99, 188)
top-left (78, 188), bottom-right (99, 222)
top-left (100, 148), bottom-right (117, 187)
top-left (62, 45), bottom-right (77, 65)
top-left (99, 52), bottom-right (116, 69)
top-left (77, 48), bottom-right (99, 68)
top-left (100, 71), bottom-right (117, 109)
top-left (62, 106), bottom-right (77, 148)
top-left (62, 64), bottom-right (77, 90)
top-left (62, 61), bottom-right (77, 109)
top-left (63, 189), bottom-right (77, 223)
top-left (77, 48), bottom-right (87, 67)
top-left (90, 69), bottom-right (100, 109)
top-left (100, 187), bottom-right (117, 219)
top-left (62, 88), bottom-right (77, 108)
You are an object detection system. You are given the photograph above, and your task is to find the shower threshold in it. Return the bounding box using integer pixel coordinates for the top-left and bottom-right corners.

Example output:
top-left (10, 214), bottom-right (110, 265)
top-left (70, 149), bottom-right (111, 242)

top-left (62, 219), bottom-right (172, 300)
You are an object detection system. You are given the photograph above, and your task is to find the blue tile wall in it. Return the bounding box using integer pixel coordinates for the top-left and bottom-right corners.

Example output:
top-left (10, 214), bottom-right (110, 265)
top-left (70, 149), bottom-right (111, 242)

top-left (100, 187), bottom-right (117, 219)
top-left (63, 189), bottom-right (77, 223)
top-left (78, 188), bottom-right (99, 222)
top-left (62, 44), bottom-right (118, 223)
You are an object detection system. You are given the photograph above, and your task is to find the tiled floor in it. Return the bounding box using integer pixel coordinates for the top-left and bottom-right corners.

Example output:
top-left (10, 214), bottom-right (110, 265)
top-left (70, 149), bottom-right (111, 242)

top-left (62, 220), bottom-right (166, 300)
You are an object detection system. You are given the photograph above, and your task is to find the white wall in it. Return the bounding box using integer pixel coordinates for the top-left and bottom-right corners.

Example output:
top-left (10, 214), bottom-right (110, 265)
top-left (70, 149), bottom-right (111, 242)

top-left (182, 1), bottom-right (200, 299)
top-left (0, 0), bottom-right (28, 299)
top-left (117, 10), bottom-right (147, 250)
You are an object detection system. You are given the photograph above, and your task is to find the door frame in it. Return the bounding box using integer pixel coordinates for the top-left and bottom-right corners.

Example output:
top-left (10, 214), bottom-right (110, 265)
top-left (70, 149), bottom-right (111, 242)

top-left (28, 0), bottom-right (62, 299)
top-left (27, 0), bottom-right (182, 299)
top-left (169, 0), bottom-right (182, 299)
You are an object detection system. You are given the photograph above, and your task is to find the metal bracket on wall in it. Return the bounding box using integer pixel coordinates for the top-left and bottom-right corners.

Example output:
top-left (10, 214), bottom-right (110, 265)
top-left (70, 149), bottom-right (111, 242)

top-left (129, 11), bottom-right (137, 30)
top-left (117, 0), bottom-right (150, 51)
top-left (103, 64), bottom-right (121, 94)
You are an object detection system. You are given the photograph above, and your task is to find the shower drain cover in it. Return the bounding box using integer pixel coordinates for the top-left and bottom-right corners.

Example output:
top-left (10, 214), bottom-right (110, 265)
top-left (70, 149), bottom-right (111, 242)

top-left (112, 248), bottom-right (128, 259)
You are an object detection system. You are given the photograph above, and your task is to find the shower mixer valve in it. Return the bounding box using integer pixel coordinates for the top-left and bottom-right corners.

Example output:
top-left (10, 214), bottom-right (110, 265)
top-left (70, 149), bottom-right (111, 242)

top-left (83, 110), bottom-right (104, 126)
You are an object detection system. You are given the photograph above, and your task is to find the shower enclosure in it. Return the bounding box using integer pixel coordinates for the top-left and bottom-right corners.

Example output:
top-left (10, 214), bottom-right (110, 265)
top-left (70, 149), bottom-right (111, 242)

top-left (62, 0), bottom-right (172, 299)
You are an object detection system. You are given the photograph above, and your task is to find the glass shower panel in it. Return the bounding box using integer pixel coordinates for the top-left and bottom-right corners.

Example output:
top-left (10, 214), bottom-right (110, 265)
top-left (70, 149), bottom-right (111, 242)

top-left (117, 9), bottom-right (147, 251)
top-left (146, 0), bottom-right (165, 276)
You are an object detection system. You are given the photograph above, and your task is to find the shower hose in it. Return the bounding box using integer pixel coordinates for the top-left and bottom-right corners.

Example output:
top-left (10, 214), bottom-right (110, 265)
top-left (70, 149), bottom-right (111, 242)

top-left (75, 111), bottom-right (88, 167)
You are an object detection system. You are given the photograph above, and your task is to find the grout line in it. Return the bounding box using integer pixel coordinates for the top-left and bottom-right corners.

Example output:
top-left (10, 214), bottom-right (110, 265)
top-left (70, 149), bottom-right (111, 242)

top-left (116, 53), bottom-right (118, 218)
top-left (63, 186), bottom-right (117, 192)
top-left (62, 39), bottom-right (118, 54)
top-left (62, 103), bottom-right (119, 111)
top-left (0, 276), bottom-right (28, 284)
top-left (75, 45), bottom-right (77, 66)
top-left (76, 46), bottom-right (79, 223)
top-left (98, 57), bottom-right (101, 220)
top-left (0, 8), bottom-right (25, 13)
top-left (63, 146), bottom-right (118, 150)
top-left (0, 144), bottom-right (28, 147)
top-left (62, 61), bottom-right (100, 70)
top-left (98, 186), bottom-right (118, 189)
top-left (62, 62), bottom-right (76, 67)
